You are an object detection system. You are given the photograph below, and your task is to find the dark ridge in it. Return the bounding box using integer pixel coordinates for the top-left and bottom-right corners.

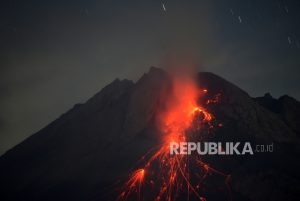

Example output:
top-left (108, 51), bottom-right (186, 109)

top-left (254, 93), bottom-right (281, 113)
top-left (0, 67), bottom-right (299, 201)
top-left (255, 93), bottom-right (300, 134)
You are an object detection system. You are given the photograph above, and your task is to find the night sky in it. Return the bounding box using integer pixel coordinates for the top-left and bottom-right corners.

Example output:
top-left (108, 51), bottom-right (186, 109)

top-left (0, 0), bottom-right (299, 155)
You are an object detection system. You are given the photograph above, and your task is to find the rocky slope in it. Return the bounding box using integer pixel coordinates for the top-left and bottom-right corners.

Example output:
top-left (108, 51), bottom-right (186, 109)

top-left (0, 67), bottom-right (299, 201)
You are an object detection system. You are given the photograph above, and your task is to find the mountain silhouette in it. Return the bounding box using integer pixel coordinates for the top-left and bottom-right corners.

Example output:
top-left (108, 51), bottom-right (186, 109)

top-left (0, 67), bottom-right (299, 201)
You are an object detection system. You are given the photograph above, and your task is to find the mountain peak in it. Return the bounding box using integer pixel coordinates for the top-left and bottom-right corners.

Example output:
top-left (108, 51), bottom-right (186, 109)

top-left (0, 68), bottom-right (299, 201)
top-left (148, 66), bottom-right (165, 74)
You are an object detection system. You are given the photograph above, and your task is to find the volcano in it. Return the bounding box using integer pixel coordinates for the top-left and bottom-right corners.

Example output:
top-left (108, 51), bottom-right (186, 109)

top-left (0, 67), bottom-right (300, 201)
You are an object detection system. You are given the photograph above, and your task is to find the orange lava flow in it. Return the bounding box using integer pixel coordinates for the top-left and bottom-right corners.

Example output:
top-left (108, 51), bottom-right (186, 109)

top-left (117, 169), bottom-right (145, 201)
top-left (116, 77), bottom-right (230, 201)
top-left (162, 79), bottom-right (212, 144)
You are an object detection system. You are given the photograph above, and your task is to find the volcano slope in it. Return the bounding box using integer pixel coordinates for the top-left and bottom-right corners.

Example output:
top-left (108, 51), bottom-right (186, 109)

top-left (0, 67), bottom-right (299, 201)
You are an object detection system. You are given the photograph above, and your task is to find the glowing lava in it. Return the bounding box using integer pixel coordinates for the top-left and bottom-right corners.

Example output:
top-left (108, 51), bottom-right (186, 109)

top-left (117, 76), bottom-right (231, 201)
top-left (117, 169), bottom-right (145, 201)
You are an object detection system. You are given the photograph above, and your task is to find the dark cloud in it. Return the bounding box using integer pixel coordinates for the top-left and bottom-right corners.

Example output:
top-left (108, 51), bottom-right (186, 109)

top-left (0, 0), bottom-right (299, 155)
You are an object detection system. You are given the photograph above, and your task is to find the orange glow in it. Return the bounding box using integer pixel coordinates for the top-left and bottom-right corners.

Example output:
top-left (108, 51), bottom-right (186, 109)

top-left (126, 168), bottom-right (145, 189)
top-left (116, 75), bottom-right (230, 201)
top-left (161, 77), bottom-right (212, 145)
top-left (117, 169), bottom-right (145, 201)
